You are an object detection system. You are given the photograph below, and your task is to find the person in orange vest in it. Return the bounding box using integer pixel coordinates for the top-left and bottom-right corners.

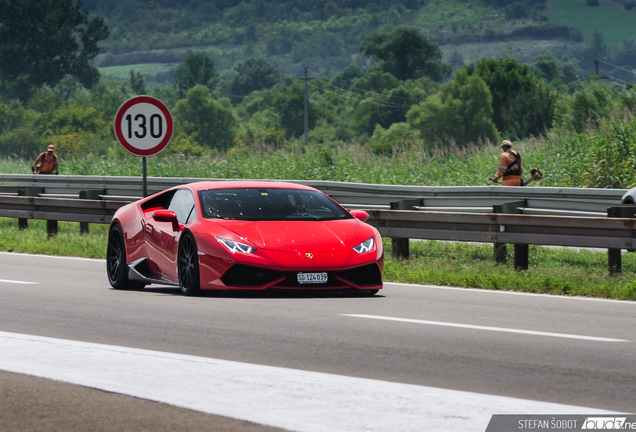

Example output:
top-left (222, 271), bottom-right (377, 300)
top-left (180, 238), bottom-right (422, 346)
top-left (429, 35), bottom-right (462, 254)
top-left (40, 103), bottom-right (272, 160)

top-left (490, 140), bottom-right (522, 186)
top-left (32, 144), bottom-right (59, 175)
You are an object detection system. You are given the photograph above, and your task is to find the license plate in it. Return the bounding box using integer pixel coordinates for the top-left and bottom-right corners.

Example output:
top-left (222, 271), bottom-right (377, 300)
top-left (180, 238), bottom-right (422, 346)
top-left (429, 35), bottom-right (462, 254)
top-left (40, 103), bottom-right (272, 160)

top-left (297, 272), bottom-right (328, 284)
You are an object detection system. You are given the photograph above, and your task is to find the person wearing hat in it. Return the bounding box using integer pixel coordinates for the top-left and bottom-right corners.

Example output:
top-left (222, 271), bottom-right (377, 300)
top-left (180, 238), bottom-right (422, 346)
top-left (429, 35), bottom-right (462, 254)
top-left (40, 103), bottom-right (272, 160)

top-left (490, 140), bottom-right (522, 186)
top-left (32, 145), bottom-right (59, 175)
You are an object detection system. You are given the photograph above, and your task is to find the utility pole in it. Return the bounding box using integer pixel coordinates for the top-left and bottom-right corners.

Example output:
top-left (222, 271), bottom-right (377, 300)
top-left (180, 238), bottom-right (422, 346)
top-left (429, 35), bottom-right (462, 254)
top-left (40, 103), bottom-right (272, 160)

top-left (595, 58), bottom-right (599, 76)
top-left (593, 59), bottom-right (608, 80)
top-left (297, 66), bottom-right (314, 146)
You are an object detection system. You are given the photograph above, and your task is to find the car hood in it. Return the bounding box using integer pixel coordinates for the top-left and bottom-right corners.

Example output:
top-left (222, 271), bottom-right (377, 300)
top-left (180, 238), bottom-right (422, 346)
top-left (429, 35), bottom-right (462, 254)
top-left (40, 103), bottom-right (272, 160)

top-left (212, 219), bottom-right (359, 252)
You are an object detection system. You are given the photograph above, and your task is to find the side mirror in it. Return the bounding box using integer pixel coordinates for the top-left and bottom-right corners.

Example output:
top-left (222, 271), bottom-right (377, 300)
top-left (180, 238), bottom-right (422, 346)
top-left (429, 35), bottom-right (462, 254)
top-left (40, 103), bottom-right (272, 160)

top-left (350, 210), bottom-right (369, 222)
top-left (152, 209), bottom-right (180, 231)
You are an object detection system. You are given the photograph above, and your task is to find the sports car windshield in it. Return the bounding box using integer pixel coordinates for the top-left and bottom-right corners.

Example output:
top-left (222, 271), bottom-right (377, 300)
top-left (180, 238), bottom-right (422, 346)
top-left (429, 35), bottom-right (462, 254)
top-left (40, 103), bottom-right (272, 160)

top-left (199, 188), bottom-right (353, 221)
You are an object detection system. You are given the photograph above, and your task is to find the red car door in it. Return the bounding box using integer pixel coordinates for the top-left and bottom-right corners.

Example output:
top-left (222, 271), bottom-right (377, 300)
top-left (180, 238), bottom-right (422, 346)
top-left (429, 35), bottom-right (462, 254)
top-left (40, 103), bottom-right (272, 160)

top-left (145, 189), bottom-right (196, 282)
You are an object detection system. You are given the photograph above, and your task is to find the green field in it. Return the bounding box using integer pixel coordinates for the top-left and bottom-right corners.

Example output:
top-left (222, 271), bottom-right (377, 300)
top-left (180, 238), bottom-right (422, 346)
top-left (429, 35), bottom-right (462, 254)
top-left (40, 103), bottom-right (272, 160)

top-left (416, 0), bottom-right (495, 27)
top-left (547, 0), bottom-right (636, 47)
top-left (99, 63), bottom-right (176, 80)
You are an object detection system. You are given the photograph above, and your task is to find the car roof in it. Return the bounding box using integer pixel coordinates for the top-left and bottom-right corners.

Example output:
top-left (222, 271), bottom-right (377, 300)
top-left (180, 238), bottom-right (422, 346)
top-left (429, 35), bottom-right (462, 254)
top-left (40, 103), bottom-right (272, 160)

top-left (181, 180), bottom-right (317, 192)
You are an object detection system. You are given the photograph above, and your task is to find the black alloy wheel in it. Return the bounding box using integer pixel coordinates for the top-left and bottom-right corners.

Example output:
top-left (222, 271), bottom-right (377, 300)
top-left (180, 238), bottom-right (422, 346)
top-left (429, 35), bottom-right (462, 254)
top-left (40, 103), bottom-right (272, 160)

top-left (107, 224), bottom-right (143, 290)
top-left (178, 233), bottom-right (201, 296)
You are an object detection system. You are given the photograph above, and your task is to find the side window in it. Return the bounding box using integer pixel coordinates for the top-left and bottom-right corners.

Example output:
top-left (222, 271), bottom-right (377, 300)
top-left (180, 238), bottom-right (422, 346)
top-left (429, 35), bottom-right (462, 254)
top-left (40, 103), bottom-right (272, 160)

top-left (167, 189), bottom-right (196, 224)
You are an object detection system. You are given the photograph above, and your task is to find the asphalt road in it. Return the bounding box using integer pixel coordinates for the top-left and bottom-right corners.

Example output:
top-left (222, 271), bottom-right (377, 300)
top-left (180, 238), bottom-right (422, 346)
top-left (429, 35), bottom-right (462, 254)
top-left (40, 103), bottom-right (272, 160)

top-left (1, 252), bottom-right (635, 431)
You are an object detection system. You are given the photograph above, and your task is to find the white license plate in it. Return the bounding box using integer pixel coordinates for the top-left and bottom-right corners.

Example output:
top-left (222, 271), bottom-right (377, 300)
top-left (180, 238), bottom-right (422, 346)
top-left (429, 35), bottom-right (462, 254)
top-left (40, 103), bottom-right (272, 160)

top-left (297, 272), bottom-right (328, 284)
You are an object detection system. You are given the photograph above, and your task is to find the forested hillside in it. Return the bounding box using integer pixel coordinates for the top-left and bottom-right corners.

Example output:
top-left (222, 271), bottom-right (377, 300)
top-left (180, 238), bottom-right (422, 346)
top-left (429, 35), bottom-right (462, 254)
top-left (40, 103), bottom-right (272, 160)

top-left (2, 0), bottom-right (636, 189)
top-left (85, 0), bottom-right (589, 81)
top-left (84, 0), bottom-right (636, 85)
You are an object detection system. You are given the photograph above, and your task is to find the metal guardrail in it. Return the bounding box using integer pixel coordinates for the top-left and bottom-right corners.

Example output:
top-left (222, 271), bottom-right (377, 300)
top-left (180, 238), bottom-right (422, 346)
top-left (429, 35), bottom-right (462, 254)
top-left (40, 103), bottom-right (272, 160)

top-left (0, 174), bottom-right (628, 215)
top-left (364, 208), bottom-right (636, 272)
top-left (366, 209), bottom-right (636, 250)
top-left (0, 195), bottom-right (121, 224)
top-left (0, 175), bottom-right (634, 272)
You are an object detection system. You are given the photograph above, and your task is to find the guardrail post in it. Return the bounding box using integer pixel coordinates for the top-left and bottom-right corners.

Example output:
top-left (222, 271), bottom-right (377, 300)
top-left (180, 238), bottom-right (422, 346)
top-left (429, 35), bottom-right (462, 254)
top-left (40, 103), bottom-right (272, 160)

top-left (78, 189), bottom-right (106, 234)
top-left (389, 199), bottom-right (423, 259)
top-left (606, 206), bottom-right (636, 273)
top-left (514, 244), bottom-right (529, 271)
top-left (17, 187), bottom-right (44, 230)
top-left (493, 200), bottom-right (527, 269)
top-left (47, 220), bottom-right (58, 237)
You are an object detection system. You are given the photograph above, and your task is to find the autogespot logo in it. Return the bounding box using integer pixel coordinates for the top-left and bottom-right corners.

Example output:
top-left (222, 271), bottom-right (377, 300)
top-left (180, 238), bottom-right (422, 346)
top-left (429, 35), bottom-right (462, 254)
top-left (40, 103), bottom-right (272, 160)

top-left (582, 417), bottom-right (628, 429)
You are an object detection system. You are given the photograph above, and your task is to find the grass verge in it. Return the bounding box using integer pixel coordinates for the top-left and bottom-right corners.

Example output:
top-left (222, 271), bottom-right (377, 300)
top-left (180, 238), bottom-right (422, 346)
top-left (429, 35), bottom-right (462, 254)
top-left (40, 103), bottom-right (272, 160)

top-left (384, 239), bottom-right (636, 300)
top-left (0, 218), bottom-right (108, 259)
top-left (1, 218), bottom-right (634, 300)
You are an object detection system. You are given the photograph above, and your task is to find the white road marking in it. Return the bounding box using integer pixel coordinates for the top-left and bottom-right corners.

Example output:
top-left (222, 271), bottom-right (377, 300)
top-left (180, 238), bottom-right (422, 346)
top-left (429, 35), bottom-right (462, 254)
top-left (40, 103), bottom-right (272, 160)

top-left (0, 251), bottom-right (103, 262)
top-left (342, 314), bottom-right (629, 343)
top-left (0, 279), bottom-right (39, 285)
top-left (0, 331), bottom-right (616, 432)
top-left (389, 282), bottom-right (636, 304)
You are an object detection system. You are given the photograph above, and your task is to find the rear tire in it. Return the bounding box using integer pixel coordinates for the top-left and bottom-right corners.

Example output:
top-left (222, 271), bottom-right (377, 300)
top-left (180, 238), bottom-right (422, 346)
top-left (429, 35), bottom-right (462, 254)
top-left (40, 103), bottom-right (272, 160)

top-left (178, 233), bottom-right (201, 296)
top-left (107, 224), bottom-right (144, 290)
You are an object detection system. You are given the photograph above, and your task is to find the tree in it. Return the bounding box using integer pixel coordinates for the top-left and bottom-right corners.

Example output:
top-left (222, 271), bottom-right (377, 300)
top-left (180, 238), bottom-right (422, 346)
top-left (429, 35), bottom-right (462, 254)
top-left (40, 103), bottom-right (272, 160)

top-left (331, 65), bottom-right (364, 89)
top-left (225, 58), bottom-right (280, 103)
top-left (173, 85), bottom-right (237, 150)
top-left (360, 27), bottom-right (451, 82)
top-left (351, 81), bottom-right (428, 136)
top-left (175, 51), bottom-right (218, 96)
top-left (0, 99), bottom-right (44, 156)
top-left (467, 57), bottom-right (556, 139)
top-left (269, 81), bottom-right (317, 139)
top-left (613, 38), bottom-right (636, 70)
top-left (350, 67), bottom-right (400, 94)
top-left (369, 122), bottom-right (420, 154)
top-left (407, 69), bottom-right (498, 149)
top-left (585, 30), bottom-right (607, 66)
top-left (531, 52), bottom-right (564, 83)
top-left (129, 70), bottom-right (147, 95)
top-left (505, 2), bottom-right (529, 19)
top-left (0, 0), bottom-right (109, 100)
top-left (554, 77), bottom-right (614, 132)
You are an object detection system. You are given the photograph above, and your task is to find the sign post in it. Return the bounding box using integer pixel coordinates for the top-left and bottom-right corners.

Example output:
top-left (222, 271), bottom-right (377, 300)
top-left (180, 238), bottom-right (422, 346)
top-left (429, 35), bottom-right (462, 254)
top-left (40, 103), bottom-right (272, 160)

top-left (114, 96), bottom-right (174, 197)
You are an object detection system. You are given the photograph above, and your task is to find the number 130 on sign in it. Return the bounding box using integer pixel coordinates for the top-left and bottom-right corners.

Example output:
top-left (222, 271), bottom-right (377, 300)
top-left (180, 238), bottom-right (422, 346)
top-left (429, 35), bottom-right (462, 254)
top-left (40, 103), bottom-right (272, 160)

top-left (114, 96), bottom-right (174, 157)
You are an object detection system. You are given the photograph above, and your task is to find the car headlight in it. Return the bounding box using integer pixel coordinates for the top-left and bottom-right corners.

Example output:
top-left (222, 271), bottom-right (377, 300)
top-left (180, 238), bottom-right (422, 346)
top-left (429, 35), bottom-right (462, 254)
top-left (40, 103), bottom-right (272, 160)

top-left (216, 237), bottom-right (257, 254)
top-left (353, 237), bottom-right (375, 254)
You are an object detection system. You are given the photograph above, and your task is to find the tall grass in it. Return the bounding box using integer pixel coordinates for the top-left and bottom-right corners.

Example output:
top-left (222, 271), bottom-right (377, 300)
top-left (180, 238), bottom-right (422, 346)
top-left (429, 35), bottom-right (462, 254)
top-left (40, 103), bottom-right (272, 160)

top-left (3, 115), bottom-right (636, 188)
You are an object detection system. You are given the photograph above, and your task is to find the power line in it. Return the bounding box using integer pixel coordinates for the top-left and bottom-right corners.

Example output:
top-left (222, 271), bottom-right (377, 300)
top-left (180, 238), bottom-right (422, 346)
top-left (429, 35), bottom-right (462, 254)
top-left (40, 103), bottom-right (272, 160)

top-left (307, 81), bottom-right (417, 109)
top-left (605, 75), bottom-right (628, 85)
top-left (598, 59), bottom-right (636, 77)
top-left (305, 67), bottom-right (428, 103)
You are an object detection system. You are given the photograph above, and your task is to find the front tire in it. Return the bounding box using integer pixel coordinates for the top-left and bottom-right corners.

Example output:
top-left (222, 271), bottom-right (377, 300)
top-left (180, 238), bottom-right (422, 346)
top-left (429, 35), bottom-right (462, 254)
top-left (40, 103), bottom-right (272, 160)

top-left (107, 224), bottom-right (143, 290)
top-left (178, 233), bottom-right (201, 296)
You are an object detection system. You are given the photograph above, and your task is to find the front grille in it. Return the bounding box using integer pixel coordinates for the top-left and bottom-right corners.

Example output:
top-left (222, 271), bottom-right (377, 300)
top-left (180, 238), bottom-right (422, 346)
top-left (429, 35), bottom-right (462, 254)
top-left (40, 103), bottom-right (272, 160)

top-left (221, 264), bottom-right (284, 287)
top-left (221, 263), bottom-right (382, 289)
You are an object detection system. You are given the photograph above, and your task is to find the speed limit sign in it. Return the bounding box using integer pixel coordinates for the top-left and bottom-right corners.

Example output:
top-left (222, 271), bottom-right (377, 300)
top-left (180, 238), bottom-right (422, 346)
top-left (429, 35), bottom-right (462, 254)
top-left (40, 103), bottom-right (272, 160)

top-left (114, 96), bottom-right (173, 156)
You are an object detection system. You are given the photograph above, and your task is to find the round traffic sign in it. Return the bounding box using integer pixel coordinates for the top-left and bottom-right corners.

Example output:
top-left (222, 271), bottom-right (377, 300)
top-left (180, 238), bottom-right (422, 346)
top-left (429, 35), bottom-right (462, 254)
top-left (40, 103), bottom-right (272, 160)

top-left (114, 96), bottom-right (174, 157)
